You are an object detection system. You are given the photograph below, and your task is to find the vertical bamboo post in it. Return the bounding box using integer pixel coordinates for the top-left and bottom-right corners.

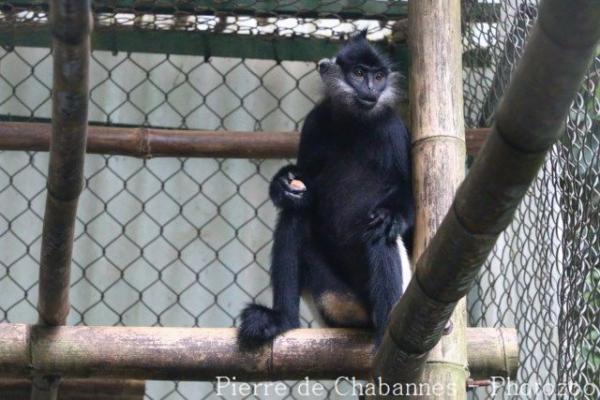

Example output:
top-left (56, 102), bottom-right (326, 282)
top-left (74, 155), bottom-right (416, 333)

top-left (31, 1), bottom-right (91, 399)
top-left (408, 1), bottom-right (468, 397)
top-left (372, 0), bottom-right (467, 398)
top-left (371, 0), bottom-right (600, 398)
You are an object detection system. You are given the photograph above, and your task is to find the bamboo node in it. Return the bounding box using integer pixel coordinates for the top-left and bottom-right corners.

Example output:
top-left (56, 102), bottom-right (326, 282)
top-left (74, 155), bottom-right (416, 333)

top-left (136, 127), bottom-right (152, 159)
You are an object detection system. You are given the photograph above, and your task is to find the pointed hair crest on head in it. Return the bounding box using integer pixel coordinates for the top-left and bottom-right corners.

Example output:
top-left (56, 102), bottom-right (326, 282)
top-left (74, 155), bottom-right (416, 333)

top-left (335, 29), bottom-right (393, 72)
top-left (351, 28), bottom-right (368, 41)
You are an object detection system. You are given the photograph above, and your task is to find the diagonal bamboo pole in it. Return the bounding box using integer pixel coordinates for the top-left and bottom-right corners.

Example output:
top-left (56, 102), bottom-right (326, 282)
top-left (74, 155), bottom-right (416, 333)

top-left (31, 1), bottom-right (92, 399)
top-left (372, 0), bottom-right (600, 397)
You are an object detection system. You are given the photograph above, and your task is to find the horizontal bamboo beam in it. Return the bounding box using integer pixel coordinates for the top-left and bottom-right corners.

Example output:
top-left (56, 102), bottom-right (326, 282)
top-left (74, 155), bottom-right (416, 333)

top-left (0, 25), bottom-right (491, 68)
top-left (371, 0), bottom-right (600, 391)
top-left (0, 325), bottom-right (517, 381)
top-left (0, 26), bottom-right (489, 70)
top-left (0, 379), bottom-right (145, 400)
top-left (5, 1), bottom-right (501, 21)
top-left (0, 24), bottom-right (408, 64)
top-left (0, 122), bottom-right (490, 159)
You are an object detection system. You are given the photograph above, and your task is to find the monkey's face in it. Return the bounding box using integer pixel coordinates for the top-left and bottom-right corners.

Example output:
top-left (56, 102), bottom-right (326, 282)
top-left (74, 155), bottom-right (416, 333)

top-left (344, 65), bottom-right (388, 110)
top-left (318, 34), bottom-right (400, 116)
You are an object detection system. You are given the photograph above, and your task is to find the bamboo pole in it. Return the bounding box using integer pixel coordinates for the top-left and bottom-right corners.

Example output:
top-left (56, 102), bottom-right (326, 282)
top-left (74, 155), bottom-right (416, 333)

top-left (32, 1), bottom-right (91, 399)
top-left (372, 0), bottom-right (468, 398)
top-left (0, 325), bottom-right (517, 381)
top-left (0, 122), bottom-right (491, 159)
top-left (38, 0), bottom-right (91, 333)
top-left (2, 379), bottom-right (145, 400)
top-left (371, 0), bottom-right (600, 397)
top-left (0, 324), bottom-right (30, 377)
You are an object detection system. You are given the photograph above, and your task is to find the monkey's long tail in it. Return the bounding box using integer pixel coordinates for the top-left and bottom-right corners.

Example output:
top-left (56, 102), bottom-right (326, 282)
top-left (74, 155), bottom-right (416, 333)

top-left (238, 209), bottom-right (301, 350)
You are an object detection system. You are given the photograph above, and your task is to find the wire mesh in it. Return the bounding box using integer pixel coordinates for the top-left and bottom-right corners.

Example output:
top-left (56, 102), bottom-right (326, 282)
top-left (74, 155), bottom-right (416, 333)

top-left (0, 1), bottom-right (598, 399)
top-left (463, 1), bottom-right (600, 398)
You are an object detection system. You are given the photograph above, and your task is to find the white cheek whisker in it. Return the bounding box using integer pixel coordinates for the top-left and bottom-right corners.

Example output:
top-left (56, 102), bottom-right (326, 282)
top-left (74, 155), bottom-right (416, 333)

top-left (323, 77), bottom-right (357, 110)
top-left (378, 85), bottom-right (399, 106)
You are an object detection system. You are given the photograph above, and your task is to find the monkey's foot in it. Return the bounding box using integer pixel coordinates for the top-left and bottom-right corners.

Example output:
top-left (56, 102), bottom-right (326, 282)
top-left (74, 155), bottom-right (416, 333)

top-left (238, 304), bottom-right (295, 350)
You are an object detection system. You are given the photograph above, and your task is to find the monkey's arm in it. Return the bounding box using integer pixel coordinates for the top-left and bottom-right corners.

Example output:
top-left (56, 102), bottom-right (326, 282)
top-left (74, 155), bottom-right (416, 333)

top-left (270, 99), bottom-right (331, 211)
top-left (364, 121), bottom-right (415, 247)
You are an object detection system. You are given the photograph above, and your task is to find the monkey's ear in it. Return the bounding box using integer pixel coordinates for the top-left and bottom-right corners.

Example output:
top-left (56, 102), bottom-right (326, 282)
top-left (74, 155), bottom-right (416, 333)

top-left (318, 58), bottom-right (333, 75)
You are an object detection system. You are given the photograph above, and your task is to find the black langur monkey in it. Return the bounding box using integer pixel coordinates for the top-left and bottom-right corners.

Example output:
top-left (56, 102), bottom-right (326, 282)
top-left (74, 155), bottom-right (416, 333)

top-left (238, 31), bottom-right (414, 349)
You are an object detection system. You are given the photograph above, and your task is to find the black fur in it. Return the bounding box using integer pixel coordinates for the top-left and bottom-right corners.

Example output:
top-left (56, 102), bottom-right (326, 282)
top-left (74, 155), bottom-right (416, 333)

top-left (238, 33), bottom-right (414, 350)
top-left (268, 164), bottom-right (311, 210)
top-left (238, 304), bottom-right (289, 349)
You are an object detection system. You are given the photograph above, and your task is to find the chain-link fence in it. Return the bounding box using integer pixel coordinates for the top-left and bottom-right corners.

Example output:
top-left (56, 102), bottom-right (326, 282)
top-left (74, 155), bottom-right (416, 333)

top-left (463, 1), bottom-right (600, 398)
top-left (0, 1), bottom-right (598, 399)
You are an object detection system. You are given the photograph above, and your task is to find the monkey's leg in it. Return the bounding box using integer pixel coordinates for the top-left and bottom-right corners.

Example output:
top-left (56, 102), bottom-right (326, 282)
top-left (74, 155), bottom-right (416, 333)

top-left (303, 240), bottom-right (371, 329)
top-left (238, 209), bottom-right (302, 349)
top-left (365, 241), bottom-right (403, 348)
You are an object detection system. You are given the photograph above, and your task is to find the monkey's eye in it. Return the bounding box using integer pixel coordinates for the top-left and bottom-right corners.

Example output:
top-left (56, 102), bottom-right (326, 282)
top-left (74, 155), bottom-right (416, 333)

top-left (375, 71), bottom-right (385, 81)
top-left (353, 68), bottom-right (364, 78)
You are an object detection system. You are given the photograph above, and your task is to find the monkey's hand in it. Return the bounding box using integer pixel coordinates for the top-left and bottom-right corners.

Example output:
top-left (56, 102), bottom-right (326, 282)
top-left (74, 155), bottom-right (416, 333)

top-left (363, 209), bottom-right (407, 245)
top-left (269, 165), bottom-right (310, 210)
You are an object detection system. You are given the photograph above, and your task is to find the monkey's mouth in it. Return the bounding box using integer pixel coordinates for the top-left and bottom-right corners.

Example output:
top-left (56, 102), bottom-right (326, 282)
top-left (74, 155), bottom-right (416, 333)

top-left (357, 97), bottom-right (377, 109)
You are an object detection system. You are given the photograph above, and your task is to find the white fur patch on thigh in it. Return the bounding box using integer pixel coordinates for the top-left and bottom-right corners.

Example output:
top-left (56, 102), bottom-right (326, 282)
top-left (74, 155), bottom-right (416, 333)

top-left (396, 236), bottom-right (412, 293)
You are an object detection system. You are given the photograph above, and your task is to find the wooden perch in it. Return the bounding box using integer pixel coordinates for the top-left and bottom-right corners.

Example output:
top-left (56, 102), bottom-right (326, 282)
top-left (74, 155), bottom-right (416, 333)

top-left (0, 379), bottom-right (144, 400)
top-left (372, 0), bottom-right (600, 396)
top-left (0, 325), bottom-right (517, 382)
top-left (0, 122), bottom-right (490, 159)
top-left (32, 1), bottom-right (92, 399)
